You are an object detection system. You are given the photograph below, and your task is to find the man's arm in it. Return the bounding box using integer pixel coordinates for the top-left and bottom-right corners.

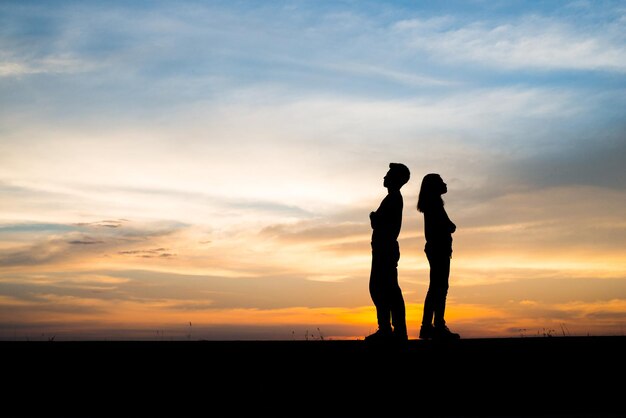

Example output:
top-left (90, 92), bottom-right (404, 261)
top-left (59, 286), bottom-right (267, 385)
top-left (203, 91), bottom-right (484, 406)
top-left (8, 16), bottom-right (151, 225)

top-left (370, 211), bottom-right (378, 229)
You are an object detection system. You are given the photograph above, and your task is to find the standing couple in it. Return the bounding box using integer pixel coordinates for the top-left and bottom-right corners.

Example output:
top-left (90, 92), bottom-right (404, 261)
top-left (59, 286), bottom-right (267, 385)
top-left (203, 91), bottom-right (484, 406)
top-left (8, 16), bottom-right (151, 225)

top-left (365, 162), bottom-right (460, 342)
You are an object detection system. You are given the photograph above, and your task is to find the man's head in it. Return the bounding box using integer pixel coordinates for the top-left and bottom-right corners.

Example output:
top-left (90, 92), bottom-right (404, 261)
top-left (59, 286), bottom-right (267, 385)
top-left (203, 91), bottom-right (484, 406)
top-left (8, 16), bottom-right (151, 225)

top-left (383, 162), bottom-right (410, 190)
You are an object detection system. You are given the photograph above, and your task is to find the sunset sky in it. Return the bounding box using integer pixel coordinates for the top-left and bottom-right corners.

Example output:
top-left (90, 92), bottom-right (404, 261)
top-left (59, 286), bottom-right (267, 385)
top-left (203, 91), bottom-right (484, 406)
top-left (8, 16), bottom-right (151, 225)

top-left (1, 0), bottom-right (625, 340)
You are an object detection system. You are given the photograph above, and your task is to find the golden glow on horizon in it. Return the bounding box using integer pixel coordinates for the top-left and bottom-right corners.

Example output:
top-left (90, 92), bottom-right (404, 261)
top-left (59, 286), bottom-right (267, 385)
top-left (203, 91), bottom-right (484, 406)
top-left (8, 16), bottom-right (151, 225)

top-left (1, 203), bottom-right (625, 340)
top-left (5, 296), bottom-right (622, 340)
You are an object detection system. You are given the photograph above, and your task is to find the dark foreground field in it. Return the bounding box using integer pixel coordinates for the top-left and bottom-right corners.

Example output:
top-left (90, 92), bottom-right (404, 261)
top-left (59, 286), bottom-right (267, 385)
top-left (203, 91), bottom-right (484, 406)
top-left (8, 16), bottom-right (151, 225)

top-left (4, 336), bottom-right (625, 418)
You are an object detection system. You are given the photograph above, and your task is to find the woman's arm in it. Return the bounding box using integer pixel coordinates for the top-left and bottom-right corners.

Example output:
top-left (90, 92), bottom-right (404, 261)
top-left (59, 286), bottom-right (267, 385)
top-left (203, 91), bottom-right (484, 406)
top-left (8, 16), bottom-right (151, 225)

top-left (444, 209), bottom-right (456, 233)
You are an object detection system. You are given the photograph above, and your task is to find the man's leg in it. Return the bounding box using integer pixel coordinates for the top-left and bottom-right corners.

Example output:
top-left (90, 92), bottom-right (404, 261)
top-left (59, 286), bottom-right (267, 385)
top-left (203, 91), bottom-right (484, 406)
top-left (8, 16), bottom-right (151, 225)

top-left (368, 252), bottom-right (392, 336)
top-left (387, 246), bottom-right (407, 338)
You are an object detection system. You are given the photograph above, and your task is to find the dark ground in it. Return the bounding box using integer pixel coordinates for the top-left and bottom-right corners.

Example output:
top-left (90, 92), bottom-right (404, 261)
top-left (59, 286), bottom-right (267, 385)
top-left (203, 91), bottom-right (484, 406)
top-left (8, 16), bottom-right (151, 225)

top-left (4, 336), bottom-right (625, 418)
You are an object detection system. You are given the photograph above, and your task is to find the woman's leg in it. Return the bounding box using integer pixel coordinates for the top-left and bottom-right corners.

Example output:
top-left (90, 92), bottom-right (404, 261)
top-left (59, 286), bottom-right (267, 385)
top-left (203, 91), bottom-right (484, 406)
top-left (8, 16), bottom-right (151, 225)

top-left (423, 250), bottom-right (450, 328)
top-left (430, 253), bottom-right (450, 328)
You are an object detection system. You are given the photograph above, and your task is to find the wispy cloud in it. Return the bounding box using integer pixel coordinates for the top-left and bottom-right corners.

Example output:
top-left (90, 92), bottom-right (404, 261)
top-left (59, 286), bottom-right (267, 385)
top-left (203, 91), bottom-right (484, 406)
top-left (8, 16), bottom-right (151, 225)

top-left (395, 14), bottom-right (626, 72)
top-left (260, 220), bottom-right (368, 243)
top-left (118, 248), bottom-right (176, 259)
top-left (75, 220), bottom-right (127, 228)
top-left (68, 239), bottom-right (104, 245)
top-left (0, 219), bottom-right (185, 268)
top-left (0, 239), bottom-right (70, 267)
top-left (497, 131), bottom-right (626, 191)
top-left (0, 55), bottom-right (100, 77)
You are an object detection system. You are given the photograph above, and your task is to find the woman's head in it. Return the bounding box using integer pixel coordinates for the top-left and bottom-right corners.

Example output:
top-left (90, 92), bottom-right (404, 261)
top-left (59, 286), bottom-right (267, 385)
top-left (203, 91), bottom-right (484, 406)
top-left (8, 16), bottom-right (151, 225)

top-left (417, 173), bottom-right (447, 213)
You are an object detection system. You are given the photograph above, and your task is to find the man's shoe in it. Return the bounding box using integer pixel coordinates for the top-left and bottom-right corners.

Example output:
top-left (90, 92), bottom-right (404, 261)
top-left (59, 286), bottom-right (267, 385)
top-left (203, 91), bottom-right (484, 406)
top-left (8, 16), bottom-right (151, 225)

top-left (432, 325), bottom-right (460, 340)
top-left (364, 328), bottom-right (393, 341)
top-left (392, 330), bottom-right (408, 342)
top-left (419, 324), bottom-right (434, 340)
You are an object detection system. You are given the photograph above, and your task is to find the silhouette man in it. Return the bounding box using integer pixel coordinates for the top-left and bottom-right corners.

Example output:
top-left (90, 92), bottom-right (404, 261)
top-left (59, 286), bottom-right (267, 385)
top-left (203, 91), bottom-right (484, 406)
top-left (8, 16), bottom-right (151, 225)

top-left (365, 162), bottom-right (410, 342)
top-left (417, 173), bottom-right (460, 340)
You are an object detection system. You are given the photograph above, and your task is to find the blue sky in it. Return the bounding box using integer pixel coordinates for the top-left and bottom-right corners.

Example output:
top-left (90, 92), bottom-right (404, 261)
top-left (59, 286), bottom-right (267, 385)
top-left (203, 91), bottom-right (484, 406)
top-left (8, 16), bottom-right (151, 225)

top-left (1, 0), bottom-right (625, 340)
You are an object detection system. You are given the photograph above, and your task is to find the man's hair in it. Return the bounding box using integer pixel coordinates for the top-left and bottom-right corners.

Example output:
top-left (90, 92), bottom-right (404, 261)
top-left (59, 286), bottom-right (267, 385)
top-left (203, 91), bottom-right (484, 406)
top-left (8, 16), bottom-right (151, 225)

top-left (389, 162), bottom-right (410, 187)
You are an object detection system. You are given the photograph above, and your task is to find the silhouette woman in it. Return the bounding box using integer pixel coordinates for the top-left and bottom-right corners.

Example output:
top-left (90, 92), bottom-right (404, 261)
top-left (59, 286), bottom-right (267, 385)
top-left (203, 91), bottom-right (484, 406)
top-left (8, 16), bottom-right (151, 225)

top-left (417, 173), bottom-right (460, 340)
top-left (365, 163), bottom-right (410, 342)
